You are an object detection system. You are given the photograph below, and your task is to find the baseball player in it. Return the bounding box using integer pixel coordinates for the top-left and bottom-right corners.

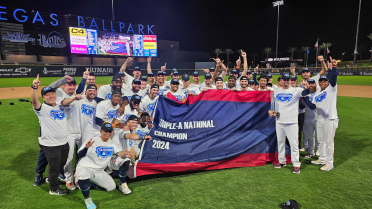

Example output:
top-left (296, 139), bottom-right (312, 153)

top-left (236, 76), bottom-right (254, 91)
top-left (214, 77), bottom-right (225, 90)
top-left (139, 75), bottom-right (150, 95)
top-left (248, 79), bottom-right (256, 90)
top-left (165, 70), bottom-right (183, 87)
top-left (309, 57), bottom-right (339, 171)
top-left (75, 123), bottom-right (133, 209)
top-left (76, 69), bottom-right (96, 95)
top-left (255, 75), bottom-right (272, 91)
top-left (31, 74), bottom-right (70, 195)
top-left (189, 71), bottom-right (202, 89)
top-left (139, 84), bottom-right (159, 117)
top-left (164, 79), bottom-right (186, 102)
top-left (60, 84), bottom-right (98, 190)
top-left (226, 75), bottom-right (237, 89)
top-left (268, 73), bottom-right (311, 174)
top-left (154, 71), bottom-right (170, 95)
top-left (122, 78), bottom-right (147, 101)
top-left (55, 78), bottom-right (77, 103)
top-left (179, 74), bottom-right (201, 98)
top-left (97, 74), bottom-right (125, 102)
top-left (118, 94), bottom-right (141, 123)
top-left (201, 73), bottom-right (217, 91)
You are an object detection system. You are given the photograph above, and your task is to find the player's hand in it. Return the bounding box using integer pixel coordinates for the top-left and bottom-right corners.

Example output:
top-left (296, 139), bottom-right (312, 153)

top-left (147, 56), bottom-right (152, 63)
top-left (290, 68), bottom-right (295, 75)
top-left (32, 74), bottom-right (41, 88)
top-left (123, 126), bottom-right (130, 131)
top-left (118, 106), bottom-right (125, 115)
top-left (64, 75), bottom-right (73, 82)
top-left (202, 68), bottom-right (210, 74)
top-left (123, 151), bottom-right (132, 159)
top-left (161, 63), bottom-right (166, 72)
top-left (302, 80), bottom-right (309, 89)
top-left (231, 87), bottom-right (237, 92)
top-left (265, 88), bottom-right (271, 92)
top-left (202, 88), bottom-right (208, 92)
top-left (268, 110), bottom-right (277, 117)
top-left (148, 123), bottom-right (154, 129)
top-left (74, 93), bottom-right (83, 100)
top-left (83, 68), bottom-right (89, 79)
top-left (254, 85), bottom-right (259, 91)
top-left (126, 57), bottom-right (134, 65)
top-left (317, 55), bottom-right (324, 62)
top-left (150, 116), bottom-right (154, 121)
top-left (115, 123), bottom-right (125, 129)
top-left (86, 139), bottom-right (95, 148)
top-left (144, 135), bottom-right (152, 141)
top-left (241, 50), bottom-right (246, 59)
top-left (254, 65), bottom-right (259, 73)
top-left (236, 57), bottom-right (241, 67)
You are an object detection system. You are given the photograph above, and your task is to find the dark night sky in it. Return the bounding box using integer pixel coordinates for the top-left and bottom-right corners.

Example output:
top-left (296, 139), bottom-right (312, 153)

top-left (3, 0), bottom-right (372, 62)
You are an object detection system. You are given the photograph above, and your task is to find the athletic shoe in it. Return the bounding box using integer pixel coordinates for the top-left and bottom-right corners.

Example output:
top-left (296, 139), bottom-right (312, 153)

top-left (34, 174), bottom-right (43, 186)
top-left (311, 160), bottom-right (326, 165)
top-left (320, 165), bottom-right (334, 171)
top-left (119, 182), bottom-right (132, 195)
top-left (58, 172), bottom-right (66, 182)
top-left (49, 187), bottom-right (69, 196)
top-left (304, 154), bottom-right (314, 159)
top-left (84, 197), bottom-right (97, 209)
top-left (299, 148), bottom-right (306, 152)
top-left (293, 167), bottom-right (301, 174)
top-left (273, 163), bottom-right (286, 168)
top-left (66, 183), bottom-right (76, 191)
top-left (315, 150), bottom-right (320, 156)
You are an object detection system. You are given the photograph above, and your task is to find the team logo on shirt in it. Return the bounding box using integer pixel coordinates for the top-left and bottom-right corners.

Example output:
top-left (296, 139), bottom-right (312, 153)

top-left (105, 93), bottom-right (112, 100)
top-left (309, 93), bottom-right (316, 102)
top-left (107, 110), bottom-right (118, 119)
top-left (315, 91), bottom-right (327, 103)
top-left (137, 129), bottom-right (148, 136)
top-left (276, 93), bottom-right (293, 102)
top-left (147, 102), bottom-right (156, 111)
top-left (81, 104), bottom-right (95, 116)
top-left (158, 89), bottom-right (167, 96)
top-left (95, 146), bottom-right (114, 158)
top-left (128, 139), bottom-right (134, 147)
top-left (50, 109), bottom-right (66, 120)
top-left (174, 95), bottom-right (183, 101)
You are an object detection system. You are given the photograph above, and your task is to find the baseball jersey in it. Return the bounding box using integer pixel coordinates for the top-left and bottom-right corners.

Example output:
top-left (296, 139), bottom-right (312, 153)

top-left (139, 95), bottom-right (159, 116)
top-left (312, 85), bottom-right (338, 121)
top-left (124, 73), bottom-right (135, 87)
top-left (274, 87), bottom-right (305, 124)
top-left (158, 83), bottom-right (170, 96)
top-left (119, 104), bottom-right (140, 123)
top-left (122, 88), bottom-right (147, 101)
top-left (97, 85), bottom-right (125, 100)
top-left (304, 92), bottom-right (317, 122)
top-left (77, 136), bottom-right (122, 170)
top-left (56, 88), bottom-right (74, 103)
top-left (163, 90), bottom-right (186, 101)
top-left (34, 102), bottom-right (68, 146)
top-left (84, 100), bottom-right (120, 133)
top-left (179, 86), bottom-right (201, 98)
top-left (65, 96), bottom-right (97, 134)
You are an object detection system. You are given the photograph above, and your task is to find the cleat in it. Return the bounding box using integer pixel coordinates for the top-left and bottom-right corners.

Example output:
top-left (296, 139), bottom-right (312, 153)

top-left (304, 154), bottom-right (314, 159)
top-left (66, 183), bottom-right (76, 190)
top-left (58, 172), bottom-right (66, 182)
top-left (320, 165), bottom-right (334, 171)
top-left (49, 187), bottom-right (69, 196)
top-left (34, 174), bottom-right (43, 186)
top-left (293, 167), bottom-right (301, 174)
top-left (311, 160), bottom-right (326, 165)
top-left (84, 197), bottom-right (97, 209)
top-left (273, 163), bottom-right (286, 169)
top-left (119, 182), bottom-right (132, 195)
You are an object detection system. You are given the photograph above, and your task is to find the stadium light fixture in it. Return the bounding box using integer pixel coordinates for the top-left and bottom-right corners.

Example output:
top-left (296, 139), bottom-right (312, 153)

top-left (273, 0), bottom-right (284, 59)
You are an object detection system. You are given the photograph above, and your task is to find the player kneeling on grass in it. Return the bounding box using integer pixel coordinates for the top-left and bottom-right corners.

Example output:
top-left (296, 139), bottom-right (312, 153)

top-left (75, 123), bottom-right (133, 209)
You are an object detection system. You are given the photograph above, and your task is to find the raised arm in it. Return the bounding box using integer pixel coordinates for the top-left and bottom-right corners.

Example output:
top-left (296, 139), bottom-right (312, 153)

top-left (303, 96), bottom-right (316, 110)
top-left (31, 74), bottom-right (42, 110)
top-left (120, 57), bottom-right (134, 74)
top-left (317, 55), bottom-right (327, 76)
top-left (290, 68), bottom-right (296, 76)
top-left (147, 56), bottom-right (152, 74)
top-left (253, 65), bottom-right (259, 85)
top-left (211, 58), bottom-right (223, 83)
top-left (76, 69), bottom-right (89, 94)
top-left (327, 57), bottom-right (338, 87)
top-left (240, 50), bottom-right (248, 77)
top-left (124, 133), bottom-right (152, 141)
top-left (161, 63), bottom-right (166, 72)
top-left (48, 75), bottom-right (72, 89)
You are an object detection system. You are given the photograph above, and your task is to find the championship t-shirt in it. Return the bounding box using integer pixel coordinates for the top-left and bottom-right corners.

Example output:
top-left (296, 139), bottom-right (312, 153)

top-left (274, 87), bottom-right (304, 124)
top-left (118, 104), bottom-right (140, 123)
top-left (312, 84), bottom-right (338, 120)
top-left (139, 95), bottom-right (158, 116)
top-left (97, 85), bottom-right (125, 100)
top-left (163, 90), bottom-right (186, 101)
top-left (65, 96), bottom-right (97, 134)
top-left (56, 88), bottom-right (74, 103)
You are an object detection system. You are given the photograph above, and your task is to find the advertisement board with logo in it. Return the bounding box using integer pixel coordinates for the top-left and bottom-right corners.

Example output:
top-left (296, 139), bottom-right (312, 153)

top-left (69, 27), bottom-right (99, 54)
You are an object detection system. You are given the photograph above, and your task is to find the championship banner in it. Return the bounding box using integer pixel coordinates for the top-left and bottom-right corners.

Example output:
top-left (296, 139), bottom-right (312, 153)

top-left (134, 90), bottom-right (289, 177)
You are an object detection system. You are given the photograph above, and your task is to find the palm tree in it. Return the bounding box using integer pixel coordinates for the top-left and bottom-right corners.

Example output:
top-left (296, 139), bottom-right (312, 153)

top-left (250, 52), bottom-right (258, 65)
top-left (222, 49), bottom-right (234, 68)
top-left (287, 47), bottom-right (297, 59)
top-left (320, 42), bottom-right (332, 57)
top-left (263, 47), bottom-right (272, 59)
top-left (213, 48), bottom-right (223, 58)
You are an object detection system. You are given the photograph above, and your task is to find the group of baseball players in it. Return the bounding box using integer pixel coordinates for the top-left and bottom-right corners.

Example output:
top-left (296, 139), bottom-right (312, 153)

top-left (30, 50), bottom-right (338, 208)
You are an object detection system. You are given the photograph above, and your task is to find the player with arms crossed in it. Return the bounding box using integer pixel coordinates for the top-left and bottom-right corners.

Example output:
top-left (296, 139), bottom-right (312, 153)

top-left (268, 73), bottom-right (311, 174)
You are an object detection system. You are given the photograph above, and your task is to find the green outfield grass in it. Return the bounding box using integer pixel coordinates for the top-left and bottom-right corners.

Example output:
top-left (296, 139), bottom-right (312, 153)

top-left (0, 75), bottom-right (371, 88)
top-left (0, 96), bottom-right (371, 208)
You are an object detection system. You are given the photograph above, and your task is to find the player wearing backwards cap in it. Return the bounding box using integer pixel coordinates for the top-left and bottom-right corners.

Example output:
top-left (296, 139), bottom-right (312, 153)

top-left (122, 78), bottom-right (147, 102)
top-left (76, 69), bottom-right (97, 95)
top-left (82, 89), bottom-right (124, 147)
top-left (268, 73), bottom-right (311, 174)
top-left (60, 84), bottom-right (98, 190)
top-left (164, 79), bottom-right (187, 102)
top-left (214, 77), bottom-right (225, 90)
top-left (139, 84), bottom-right (159, 118)
top-left (31, 74), bottom-right (70, 195)
top-left (179, 74), bottom-right (201, 98)
top-left (75, 123), bottom-right (133, 209)
top-left (306, 57), bottom-right (339, 171)
top-left (97, 74), bottom-right (125, 102)
top-left (234, 76), bottom-right (254, 91)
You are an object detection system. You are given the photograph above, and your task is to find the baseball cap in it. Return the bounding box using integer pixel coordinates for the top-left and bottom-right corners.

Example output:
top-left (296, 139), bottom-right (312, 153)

top-left (282, 74), bottom-right (290, 79)
top-left (156, 71), bottom-right (163, 76)
top-left (308, 78), bottom-right (315, 83)
top-left (248, 79), bottom-right (255, 85)
top-left (231, 69), bottom-right (238, 74)
top-left (290, 75), bottom-right (298, 80)
top-left (131, 94), bottom-right (141, 103)
top-left (140, 76), bottom-right (148, 81)
top-left (116, 71), bottom-right (125, 76)
top-left (278, 76), bottom-right (283, 82)
top-left (280, 199), bottom-right (299, 209)
top-left (267, 73), bottom-right (272, 78)
top-left (302, 68), bottom-right (310, 72)
top-left (101, 123), bottom-right (113, 132)
top-left (132, 79), bottom-right (141, 84)
top-left (151, 84), bottom-right (159, 89)
top-left (162, 71), bottom-right (167, 76)
top-left (173, 71), bottom-right (179, 75)
top-left (127, 115), bottom-right (138, 122)
top-left (228, 75), bottom-right (237, 80)
top-left (182, 74), bottom-right (190, 81)
top-left (171, 79), bottom-right (180, 85)
top-left (112, 74), bottom-right (122, 82)
top-left (215, 77), bottom-right (223, 82)
top-left (210, 67), bottom-right (215, 72)
top-left (267, 83), bottom-right (273, 87)
top-left (112, 89), bottom-right (122, 96)
top-left (205, 73), bottom-right (212, 79)
top-left (247, 70), bottom-right (252, 74)
top-left (67, 78), bottom-right (77, 85)
top-left (240, 76), bottom-right (248, 81)
top-left (172, 68), bottom-right (177, 72)
top-left (41, 86), bottom-right (56, 96)
top-left (148, 72), bottom-right (154, 77)
top-left (86, 84), bottom-right (97, 90)
top-left (193, 71), bottom-right (199, 76)
top-left (319, 76), bottom-right (329, 82)
top-left (133, 66), bottom-right (140, 71)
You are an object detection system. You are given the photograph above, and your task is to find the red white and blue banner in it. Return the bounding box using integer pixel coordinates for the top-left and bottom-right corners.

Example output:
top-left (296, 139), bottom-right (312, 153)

top-left (134, 90), bottom-right (290, 177)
